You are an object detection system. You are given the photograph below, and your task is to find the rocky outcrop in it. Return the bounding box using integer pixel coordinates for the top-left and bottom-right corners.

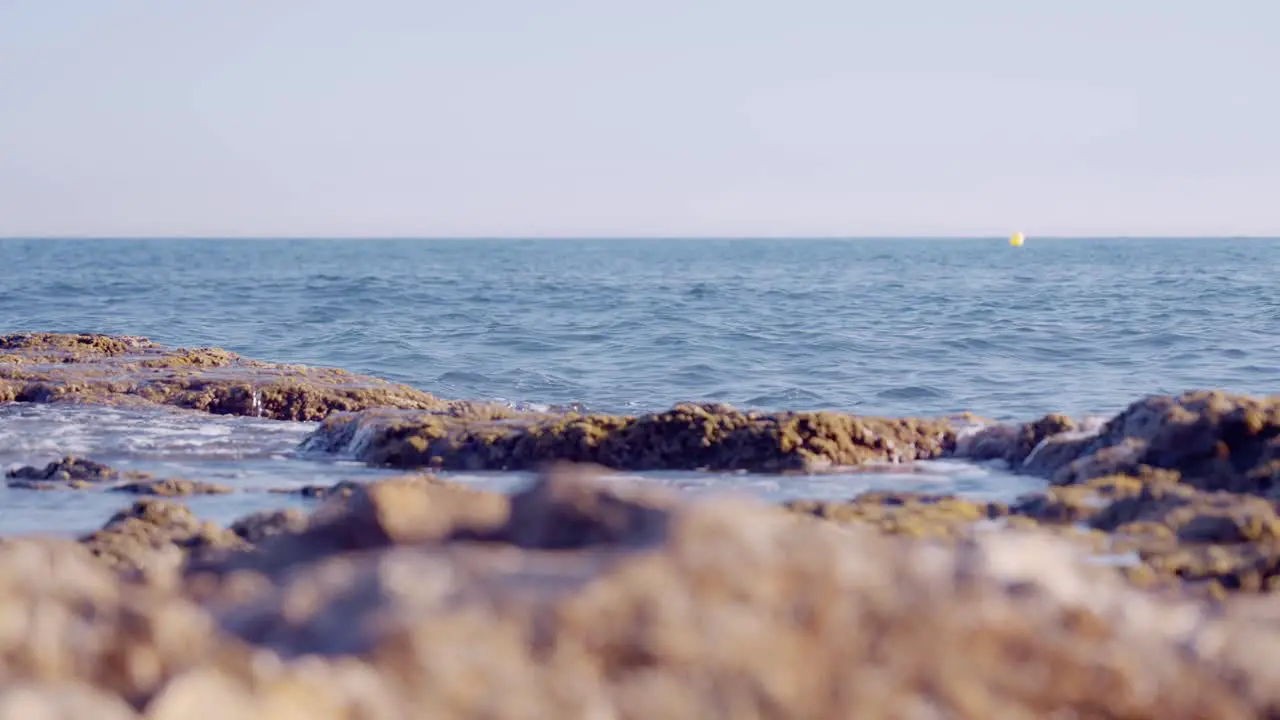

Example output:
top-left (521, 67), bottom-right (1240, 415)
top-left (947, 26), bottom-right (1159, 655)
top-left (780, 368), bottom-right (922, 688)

top-left (1, 333), bottom-right (968, 474)
top-left (959, 391), bottom-right (1280, 494)
top-left (8, 334), bottom-right (1280, 714)
top-left (304, 402), bottom-right (957, 472)
top-left (0, 332), bottom-right (516, 422)
top-left (3, 464), bottom-right (1280, 717)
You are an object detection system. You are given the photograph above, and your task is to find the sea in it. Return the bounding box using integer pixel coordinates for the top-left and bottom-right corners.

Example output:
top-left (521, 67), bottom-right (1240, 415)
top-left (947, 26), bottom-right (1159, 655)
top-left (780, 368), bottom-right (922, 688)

top-left (1, 237), bottom-right (1276, 535)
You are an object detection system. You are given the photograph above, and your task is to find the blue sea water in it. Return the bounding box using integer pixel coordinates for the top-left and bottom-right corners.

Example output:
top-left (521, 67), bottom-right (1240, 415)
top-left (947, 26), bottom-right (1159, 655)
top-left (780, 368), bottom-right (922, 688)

top-left (3, 237), bottom-right (1277, 420)
top-left (0, 237), bottom-right (1276, 534)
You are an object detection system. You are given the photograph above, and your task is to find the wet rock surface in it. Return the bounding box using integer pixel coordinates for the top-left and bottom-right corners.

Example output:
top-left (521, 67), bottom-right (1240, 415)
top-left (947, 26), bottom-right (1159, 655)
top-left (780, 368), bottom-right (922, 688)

top-left (784, 491), bottom-right (1015, 540)
top-left (110, 478), bottom-right (235, 497)
top-left (5, 464), bottom-right (1280, 717)
top-left (0, 332), bottom-right (507, 422)
top-left (6, 456), bottom-right (131, 487)
top-left (941, 391), bottom-right (1280, 598)
top-left (306, 401), bottom-right (958, 473)
top-left (961, 391), bottom-right (1280, 492)
top-left (5, 456), bottom-right (230, 495)
top-left (266, 474), bottom-right (455, 501)
top-left (2, 333), bottom-right (962, 475)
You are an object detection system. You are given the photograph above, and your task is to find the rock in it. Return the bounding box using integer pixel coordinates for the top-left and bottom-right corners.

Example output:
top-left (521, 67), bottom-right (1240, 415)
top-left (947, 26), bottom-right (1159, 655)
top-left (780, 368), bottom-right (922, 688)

top-left (1010, 473), bottom-right (1155, 525)
top-left (269, 480), bottom-right (364, 500)
top-left (308, 403), bottom-right (958, 473)
top-left (80, 500), bottom-right (247, 584)
top-left (6, 479), bottom-right (98, 491)
top-left (0, 538), bottom-right (223, 707)
top-left (1010, 392), bottom-right (1280, 494)
top-left (0, 332), bottom-right (504, 422)
top-left (6, 456), bottom-right (122, 484)
top-left (143, 661), bottom-right (401, 720)
top-left (191, 476), bottom-right (510, 580)
top-left (0, 683), bottom-right (139, 720)
top-left (958, 414), bottom-right (1081, 468)
top-left (111, 479), bottom-right (233, 497)
top-left (3, 464), bottom-right (1280, 715)
top-left (487, 462), bottom-right (676, 549)
top-left (0, 332), bottom-right (150, 358)
top-left (229, 509), bottom-right (311, 545)
top-left (999, 469), bottom-right (1280, 596)
top-left (956, 392), bottom-right (1280, 505)
top-left (202, 472), bottom-right (1273, 718)
top-left (784, 491), bottom-right (1009, 540)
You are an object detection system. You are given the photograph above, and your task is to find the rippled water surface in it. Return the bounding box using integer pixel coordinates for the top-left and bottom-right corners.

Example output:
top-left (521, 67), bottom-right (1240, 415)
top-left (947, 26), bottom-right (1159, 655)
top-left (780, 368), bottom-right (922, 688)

top-left (0, 237), bottom-right (1275, 533)
top-left (3, 237), bottom-right (1276, 420)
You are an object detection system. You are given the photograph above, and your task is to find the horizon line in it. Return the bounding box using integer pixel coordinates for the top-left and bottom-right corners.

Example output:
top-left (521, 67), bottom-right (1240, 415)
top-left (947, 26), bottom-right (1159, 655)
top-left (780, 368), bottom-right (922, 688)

top-left (2, 234), bottom-right (1278, 242)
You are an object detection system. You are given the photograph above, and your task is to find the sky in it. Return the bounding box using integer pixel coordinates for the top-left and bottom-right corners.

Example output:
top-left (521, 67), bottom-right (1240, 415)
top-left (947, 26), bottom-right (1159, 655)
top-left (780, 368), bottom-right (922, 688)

top-left (1, 0), bottom-right (1277, 238)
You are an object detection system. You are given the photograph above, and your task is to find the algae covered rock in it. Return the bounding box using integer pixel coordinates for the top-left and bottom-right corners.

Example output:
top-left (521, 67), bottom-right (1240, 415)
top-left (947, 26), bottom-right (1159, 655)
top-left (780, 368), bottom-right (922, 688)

top-left (0, 332), bottom-right (470, 421)
top-left (307, 402), bottom-right (958, 473)
top-left (1003, 469), bottom-right (1280, 596)
top-left (0, 332), bottom-right (152, 358)
top-left (973, 391), bottom-right (1280, 494)
top-left (80, 499), bottom-right (247, 584)
top-left (784, 491), bottom-right (1009, 540)
top-left (1063, 391), bottom-right (1280, 493)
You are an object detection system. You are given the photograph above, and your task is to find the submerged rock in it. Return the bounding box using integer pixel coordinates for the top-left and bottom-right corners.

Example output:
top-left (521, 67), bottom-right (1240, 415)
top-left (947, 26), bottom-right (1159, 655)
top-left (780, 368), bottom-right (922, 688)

top-left (269, 480), bottom-right (365, 500)
top-left (784, 491), bottom-right (1013, 540)
top-left (5, 458), bottom-right (231, 496)
top-left (6, 456), bottom-right (125, 485)
top-left (266, 474), bottom-right (456, 501)
top-left (110, 479), bottom-right (234, 497)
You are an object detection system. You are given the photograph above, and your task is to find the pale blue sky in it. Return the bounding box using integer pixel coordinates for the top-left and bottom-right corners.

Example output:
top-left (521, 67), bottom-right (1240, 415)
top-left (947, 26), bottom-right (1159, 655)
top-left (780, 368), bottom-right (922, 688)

top-left (1, 0), bottom-right (1277, 237)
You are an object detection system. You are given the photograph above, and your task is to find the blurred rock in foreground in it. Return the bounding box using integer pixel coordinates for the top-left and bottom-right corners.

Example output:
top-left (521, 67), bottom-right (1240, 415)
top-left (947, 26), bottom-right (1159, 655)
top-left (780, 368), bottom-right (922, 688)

top-left (3, 463), bottom-right (1280, 718)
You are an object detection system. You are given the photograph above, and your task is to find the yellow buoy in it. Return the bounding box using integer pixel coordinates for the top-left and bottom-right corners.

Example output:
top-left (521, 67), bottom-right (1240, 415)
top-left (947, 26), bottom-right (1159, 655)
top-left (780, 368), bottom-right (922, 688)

top-left (1009, 231), bottom-right (1025, 247)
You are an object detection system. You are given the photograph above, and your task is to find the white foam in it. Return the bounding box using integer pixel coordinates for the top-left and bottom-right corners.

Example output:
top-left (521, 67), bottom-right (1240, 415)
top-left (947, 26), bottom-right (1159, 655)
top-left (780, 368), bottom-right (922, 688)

top-left (0, 402), bottom-right (316, 468)
top-left (1020, 414), bottom-right (1108, 469)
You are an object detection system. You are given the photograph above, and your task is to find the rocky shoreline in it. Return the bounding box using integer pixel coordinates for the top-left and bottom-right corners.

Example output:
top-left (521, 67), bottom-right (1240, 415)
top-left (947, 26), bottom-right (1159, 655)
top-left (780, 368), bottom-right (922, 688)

top-left (2, 332), bottom-right (1279, 717)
